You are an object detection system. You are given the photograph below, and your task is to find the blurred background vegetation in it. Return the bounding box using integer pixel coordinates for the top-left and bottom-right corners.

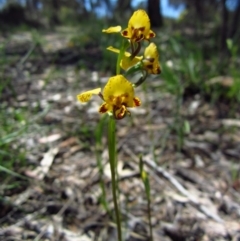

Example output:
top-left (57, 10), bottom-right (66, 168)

top-left (0, 0), bottom-right (239, 96)
top-left (0, 0), bottom-right (239, 192)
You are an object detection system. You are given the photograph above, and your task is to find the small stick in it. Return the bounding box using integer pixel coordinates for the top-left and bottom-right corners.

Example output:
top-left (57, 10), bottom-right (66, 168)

top-left (143, 157), bottom-right (224, 223)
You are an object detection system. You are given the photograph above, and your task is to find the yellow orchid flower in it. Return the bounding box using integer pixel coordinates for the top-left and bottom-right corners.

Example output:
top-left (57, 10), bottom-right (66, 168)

top-left (102, 9), bottom-right (155, 42)
top-left (107, 43), bottom-right (161, 75)
top-left (77, 75), bottom-right (141, 120)
top-left (122, 9), bottom-right (156, 42)
top-left (143, 43), bottom-right (161, 74)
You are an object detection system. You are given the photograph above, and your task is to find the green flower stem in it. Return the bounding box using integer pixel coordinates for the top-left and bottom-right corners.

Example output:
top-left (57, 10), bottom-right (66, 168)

top-left (95, 116), bottom-right (110, 214)
top-left (147, 194), bottom-right (153, 241)
top-left (144, 173), bottom-right (153, 241)
top-left (109, 37), bottom-right (129, 241)
top-left (139, 157), bottom-right (153, 241)
top-left (116, 40), bottom-right (129, 75)
top-left (108, 116), bottom-right (122, 241)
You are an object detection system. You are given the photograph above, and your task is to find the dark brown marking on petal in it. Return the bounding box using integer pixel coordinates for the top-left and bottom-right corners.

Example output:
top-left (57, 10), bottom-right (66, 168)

top-left (145, 57), bottom-right (155, 63)
top-left (155, 67), bottom-right (161, 74)
top-left (149, 32), bottom-right (155, 38)
top-left (131, 29), bottom-right (145, 42)
top-left (99, 105), bottom-right (108, 113)
top-left (114, 106), bottom-right (126, 120)
top-left (146, 64), bottom-right (153, 69)
top-left (156, 67), bottom-right (161, 74)
top-left (135, 34), bottom-right (144, 42)
top-left (122, 30), bottom-right (128, 36)
top-left (133, 98), bottom-right (141, 106)
top-left (108, 96), bottom-right (114, 104)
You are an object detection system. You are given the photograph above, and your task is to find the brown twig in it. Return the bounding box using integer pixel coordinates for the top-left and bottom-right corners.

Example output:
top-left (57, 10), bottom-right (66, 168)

top-left (143, 157), bottom-right (224, 223)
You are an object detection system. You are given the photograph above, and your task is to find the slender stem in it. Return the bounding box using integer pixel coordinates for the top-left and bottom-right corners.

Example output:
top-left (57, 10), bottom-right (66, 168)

top-left (139, 157), bottom-right (153, 241)
top-left (95, 116), bottom-right (110, 214)
top-left (108, 116), bottom-right (122, 241)
top-left (147, 197), bottom-right (153, 241)
top-left (145, 178), bottom-right (153, 241)
top-left (116, 40), bottom-right (129, 75)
